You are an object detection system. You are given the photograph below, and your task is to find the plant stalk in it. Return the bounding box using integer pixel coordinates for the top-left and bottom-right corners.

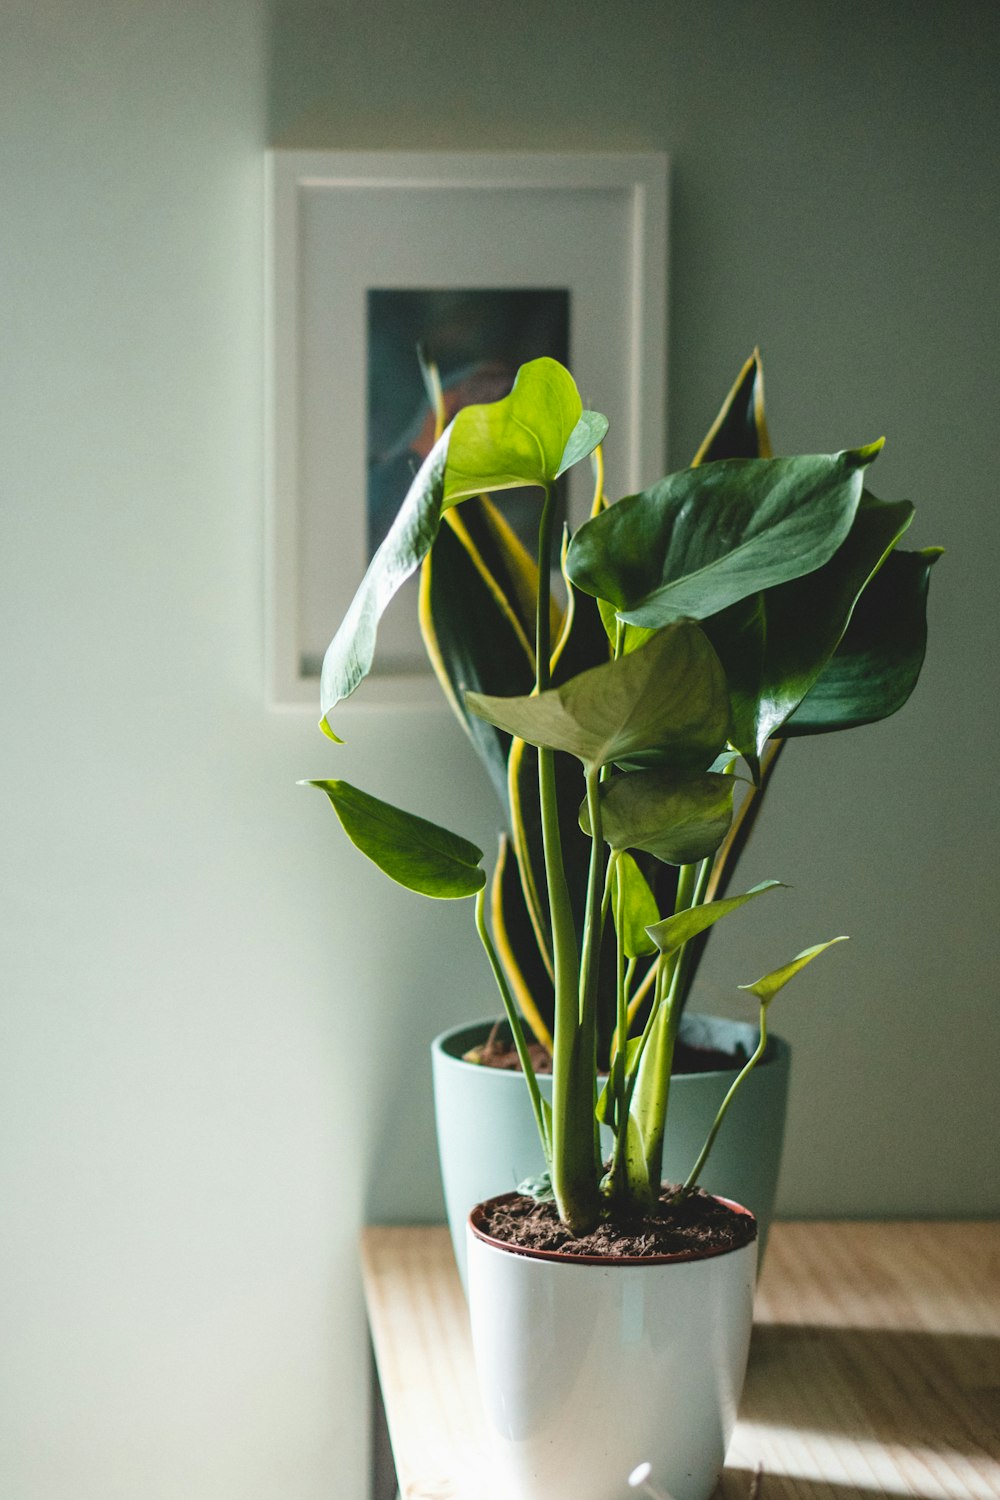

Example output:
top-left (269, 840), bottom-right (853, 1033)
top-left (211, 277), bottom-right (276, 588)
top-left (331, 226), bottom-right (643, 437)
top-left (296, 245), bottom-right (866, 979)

top-left (475, 887), bottom-right (551, 1161)
top-left (535, 487), bottom-right (595, 1233)
top-left (678, 999), bottom-right (769, 1198)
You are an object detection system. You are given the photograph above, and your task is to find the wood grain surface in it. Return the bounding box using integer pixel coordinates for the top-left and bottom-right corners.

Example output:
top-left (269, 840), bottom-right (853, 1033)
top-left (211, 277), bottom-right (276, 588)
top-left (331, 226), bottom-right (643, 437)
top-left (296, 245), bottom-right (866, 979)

top-left (360, 1221), bottom-right (1000, 1500)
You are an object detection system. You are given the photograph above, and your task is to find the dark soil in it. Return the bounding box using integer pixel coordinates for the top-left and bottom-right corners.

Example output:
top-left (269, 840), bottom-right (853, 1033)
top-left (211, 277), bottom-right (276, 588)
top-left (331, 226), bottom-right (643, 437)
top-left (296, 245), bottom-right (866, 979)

top-left (465, 1031), bottom-right (742, 1075)
top-left (473, 1184), bottom-right (757, 1260)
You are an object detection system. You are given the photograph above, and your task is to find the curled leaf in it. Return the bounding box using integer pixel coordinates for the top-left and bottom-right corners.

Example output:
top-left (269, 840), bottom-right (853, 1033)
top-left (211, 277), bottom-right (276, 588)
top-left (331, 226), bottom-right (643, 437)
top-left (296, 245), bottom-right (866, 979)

top-left (739, 936), bottom-right (848, 1006)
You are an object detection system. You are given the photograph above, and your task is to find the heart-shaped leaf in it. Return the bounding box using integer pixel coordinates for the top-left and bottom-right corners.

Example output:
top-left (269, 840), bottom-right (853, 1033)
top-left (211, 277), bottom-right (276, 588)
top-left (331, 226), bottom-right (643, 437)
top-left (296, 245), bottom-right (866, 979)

top-left (306, 779), bottom-right (485, 899)
top-left (739, 935), bottom-right (848, 1006)
top-left (565, 445), bottom-right (882, 628)
top-left (645, 880), bottom-right (785, 958)
top-left (581, 768), bottom-right (736, 866)
top-left (443, 358), bottom-right (607, 505)
top-left (784, 547), bottom-right (943, 735)
top-left (320, 430), bottom-right (451, 726)
top-left (467, 622), bottom-right (729, 773)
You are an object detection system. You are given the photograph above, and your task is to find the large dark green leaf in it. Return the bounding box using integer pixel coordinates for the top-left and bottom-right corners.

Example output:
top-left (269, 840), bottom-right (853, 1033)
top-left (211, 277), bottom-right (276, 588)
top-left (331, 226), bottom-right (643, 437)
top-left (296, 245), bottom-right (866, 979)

top-left (582, 768), bottom-right (736, 866)
top-left (704, 491), bottom-right (914, 768)
top-left (306, 779), bottom-right (485, 899)
top-left (467, 622), bottom-right (729, 773)
top-left (783, 547), bottom-right (943, 734)
top-left (564, 445), bottom-right (882, 628)
top-left (443, 358), bottom-right (607, 505)
top-left (419, 505), bottom-right (536, 809)
top-left (320, 430), bottom-right (451, 729)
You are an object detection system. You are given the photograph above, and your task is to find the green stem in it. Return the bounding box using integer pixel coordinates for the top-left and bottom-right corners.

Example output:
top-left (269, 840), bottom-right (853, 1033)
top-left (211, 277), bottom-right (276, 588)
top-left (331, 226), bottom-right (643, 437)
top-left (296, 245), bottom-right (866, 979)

top-left (475, 887), bottom-right (551, 1161)
top-left (610, 853), bottom-right (631, 1200)
top-left (678, 1000), bottom-right (769, 1198)
top-left (535, 487), bottom-right (594, 1233)
top-left (629, 860), bottom-right (699, 1193)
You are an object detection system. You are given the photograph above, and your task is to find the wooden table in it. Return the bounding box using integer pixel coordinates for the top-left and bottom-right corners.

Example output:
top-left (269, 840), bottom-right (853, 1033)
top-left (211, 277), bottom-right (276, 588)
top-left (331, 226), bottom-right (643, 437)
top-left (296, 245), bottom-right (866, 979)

top-left (361, 1221), bottom-right (1000, 1500)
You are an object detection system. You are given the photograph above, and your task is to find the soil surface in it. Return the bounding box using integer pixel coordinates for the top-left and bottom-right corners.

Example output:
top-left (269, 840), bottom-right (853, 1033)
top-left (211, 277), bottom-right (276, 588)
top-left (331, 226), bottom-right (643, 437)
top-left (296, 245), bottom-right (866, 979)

top-left (466, 1031), bottom-right (743, 1075)
top-left (473, 1184), bottom-right (757, 1260)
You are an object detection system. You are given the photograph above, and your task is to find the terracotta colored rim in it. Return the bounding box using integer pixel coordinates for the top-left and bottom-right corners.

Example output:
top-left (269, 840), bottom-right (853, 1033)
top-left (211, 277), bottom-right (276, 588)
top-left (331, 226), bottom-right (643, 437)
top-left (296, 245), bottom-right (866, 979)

top-left (468, 1190), bottom-right (757, 1267)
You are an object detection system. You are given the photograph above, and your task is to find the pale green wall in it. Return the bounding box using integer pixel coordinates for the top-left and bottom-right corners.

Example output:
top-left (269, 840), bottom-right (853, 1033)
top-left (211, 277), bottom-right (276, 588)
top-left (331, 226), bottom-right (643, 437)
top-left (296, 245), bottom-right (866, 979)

top-left (1, 2), bottom-right (996, 1497)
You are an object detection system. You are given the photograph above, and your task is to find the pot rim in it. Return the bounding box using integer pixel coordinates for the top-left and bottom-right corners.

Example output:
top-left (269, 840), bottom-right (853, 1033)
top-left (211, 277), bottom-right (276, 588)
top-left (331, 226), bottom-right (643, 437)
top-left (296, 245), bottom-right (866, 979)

top-left (434, 1014), bottom-right (789, 1081)
top-left (468, 1190), bottom-right (757, 1267)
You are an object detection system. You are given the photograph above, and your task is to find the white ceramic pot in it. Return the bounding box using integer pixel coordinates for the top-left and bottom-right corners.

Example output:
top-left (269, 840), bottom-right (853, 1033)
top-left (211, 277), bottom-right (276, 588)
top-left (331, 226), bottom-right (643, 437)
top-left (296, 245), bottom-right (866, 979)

top-left (467, 1195), bottom-right (757, 1500)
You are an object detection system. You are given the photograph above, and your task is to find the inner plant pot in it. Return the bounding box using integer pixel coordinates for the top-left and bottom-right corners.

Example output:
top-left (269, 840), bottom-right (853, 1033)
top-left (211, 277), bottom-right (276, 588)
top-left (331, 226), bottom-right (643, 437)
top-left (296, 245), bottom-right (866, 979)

top-left (467, 1190), bottom-right (758, 1500)
top-left (432, 1012), bottom-right (790, 1286)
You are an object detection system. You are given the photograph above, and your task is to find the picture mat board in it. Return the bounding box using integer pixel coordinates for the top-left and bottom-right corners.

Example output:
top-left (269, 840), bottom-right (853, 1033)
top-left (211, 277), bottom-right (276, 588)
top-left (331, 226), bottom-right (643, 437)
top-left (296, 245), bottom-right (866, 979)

top-left (266, 151), bottom-right (668, 707)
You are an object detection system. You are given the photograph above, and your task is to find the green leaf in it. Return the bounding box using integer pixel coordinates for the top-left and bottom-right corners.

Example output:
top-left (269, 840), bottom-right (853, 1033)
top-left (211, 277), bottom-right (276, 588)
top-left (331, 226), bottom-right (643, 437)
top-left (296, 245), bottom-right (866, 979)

top-left (467, 621), bottom-right (729, 773)
top-left (490, 832), bottom-right (555, 1050)
top-left (784, 547), bottom-right (943, 735)
top-left (419, 502), bottom-right (536, 808)
top-left (320, 430), bottom-right (451, 725)
top-left (739, 936), bottom-right (848, 1007)
top-left (583, 769), bottom-right (736, 866)
top-left (596, 1038), bottom-right (642, 1126)
top-left (612, 852), bottom-right (661, 958)
top-left (557, 410), bottom-right (610, 478)
top-left (305, 779), bottom-right (485, 899)
top-left (704, 489), bottom-right (915, 768)
top-left (565, 445), bottom-right (882, 629)
top-left (443, 358), bottom-right (607, 505)
top-left (692, 348), bottom-right (772, 465)
top-left (645, 880), bottom-right (785, 957)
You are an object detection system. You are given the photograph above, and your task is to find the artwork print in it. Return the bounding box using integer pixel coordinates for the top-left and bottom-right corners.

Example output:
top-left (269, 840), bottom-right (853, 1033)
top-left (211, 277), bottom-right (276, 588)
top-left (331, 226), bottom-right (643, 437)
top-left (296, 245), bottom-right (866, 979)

top-left (366, 288), bottom-right (571, 558)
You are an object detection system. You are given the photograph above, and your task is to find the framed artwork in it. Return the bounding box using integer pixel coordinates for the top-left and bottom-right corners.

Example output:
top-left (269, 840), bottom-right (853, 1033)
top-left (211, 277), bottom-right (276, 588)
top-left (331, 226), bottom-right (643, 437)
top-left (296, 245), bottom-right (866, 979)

top-left (265, 150), bottom-right (668, 708)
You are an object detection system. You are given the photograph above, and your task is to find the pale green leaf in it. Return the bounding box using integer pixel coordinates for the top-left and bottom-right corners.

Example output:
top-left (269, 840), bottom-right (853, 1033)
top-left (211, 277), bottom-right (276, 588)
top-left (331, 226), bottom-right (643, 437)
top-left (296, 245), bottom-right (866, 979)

top-left (443, 358), bottom-right (606, 505)
top-left (613, 852), bottom-right (660, 958)
top-left (645, 880), bottom-right (785, 957)
top-left (556, 410), bottom-right (610, 478)
top-left (739, 936), bottom-right (849, 1006)
top-left (320, 431), bottom-right (451, 725)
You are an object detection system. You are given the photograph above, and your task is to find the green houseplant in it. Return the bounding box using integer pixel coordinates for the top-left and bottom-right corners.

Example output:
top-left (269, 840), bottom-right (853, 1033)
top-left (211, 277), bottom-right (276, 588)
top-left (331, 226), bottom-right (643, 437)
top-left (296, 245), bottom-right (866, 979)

top-left (308, 358), bottom-right (937, 1499)
top-left (311, 354), bottom-right (938, 1259)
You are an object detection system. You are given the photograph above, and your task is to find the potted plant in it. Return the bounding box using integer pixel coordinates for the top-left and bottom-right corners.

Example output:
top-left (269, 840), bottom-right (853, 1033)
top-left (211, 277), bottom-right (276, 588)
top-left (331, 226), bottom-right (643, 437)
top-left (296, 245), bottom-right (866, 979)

top-left (306, 358), bottom-right (937, 1499)
top-left (372, 350), bottom-right (937, 1276)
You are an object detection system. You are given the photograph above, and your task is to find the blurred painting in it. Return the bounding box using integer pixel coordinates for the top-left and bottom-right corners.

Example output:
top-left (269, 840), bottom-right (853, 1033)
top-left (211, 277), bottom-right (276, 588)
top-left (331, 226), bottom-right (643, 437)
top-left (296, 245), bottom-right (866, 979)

top-left (366, 287), bottom-right (571, 558)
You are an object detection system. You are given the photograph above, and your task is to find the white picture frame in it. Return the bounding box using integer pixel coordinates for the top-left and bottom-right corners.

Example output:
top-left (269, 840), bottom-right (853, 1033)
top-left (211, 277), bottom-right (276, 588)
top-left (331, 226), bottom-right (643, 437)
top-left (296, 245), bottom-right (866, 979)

top-left (265, 149), bottom-right (669, 709)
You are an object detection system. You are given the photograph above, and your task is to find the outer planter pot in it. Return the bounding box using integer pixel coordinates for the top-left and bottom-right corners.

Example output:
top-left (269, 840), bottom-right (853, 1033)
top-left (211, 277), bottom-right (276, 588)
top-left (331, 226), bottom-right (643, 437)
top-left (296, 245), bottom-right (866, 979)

top-left (433, 1012), bottom-right (789, 1286)
top-left (467, 1194), bottom-right (757, 1500)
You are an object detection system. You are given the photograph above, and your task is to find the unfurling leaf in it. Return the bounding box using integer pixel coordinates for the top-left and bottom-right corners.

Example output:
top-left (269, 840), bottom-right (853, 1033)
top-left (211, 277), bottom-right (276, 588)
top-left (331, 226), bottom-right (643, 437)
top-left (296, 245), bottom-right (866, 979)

top-left (645, 880), bottom-right (786, 957)
top-left (612, 853), bottom-right (660, 959)
top-left (305, 779), bottom-right (485, 899)
top-left (739, 936), bottom-right (848, 1006)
